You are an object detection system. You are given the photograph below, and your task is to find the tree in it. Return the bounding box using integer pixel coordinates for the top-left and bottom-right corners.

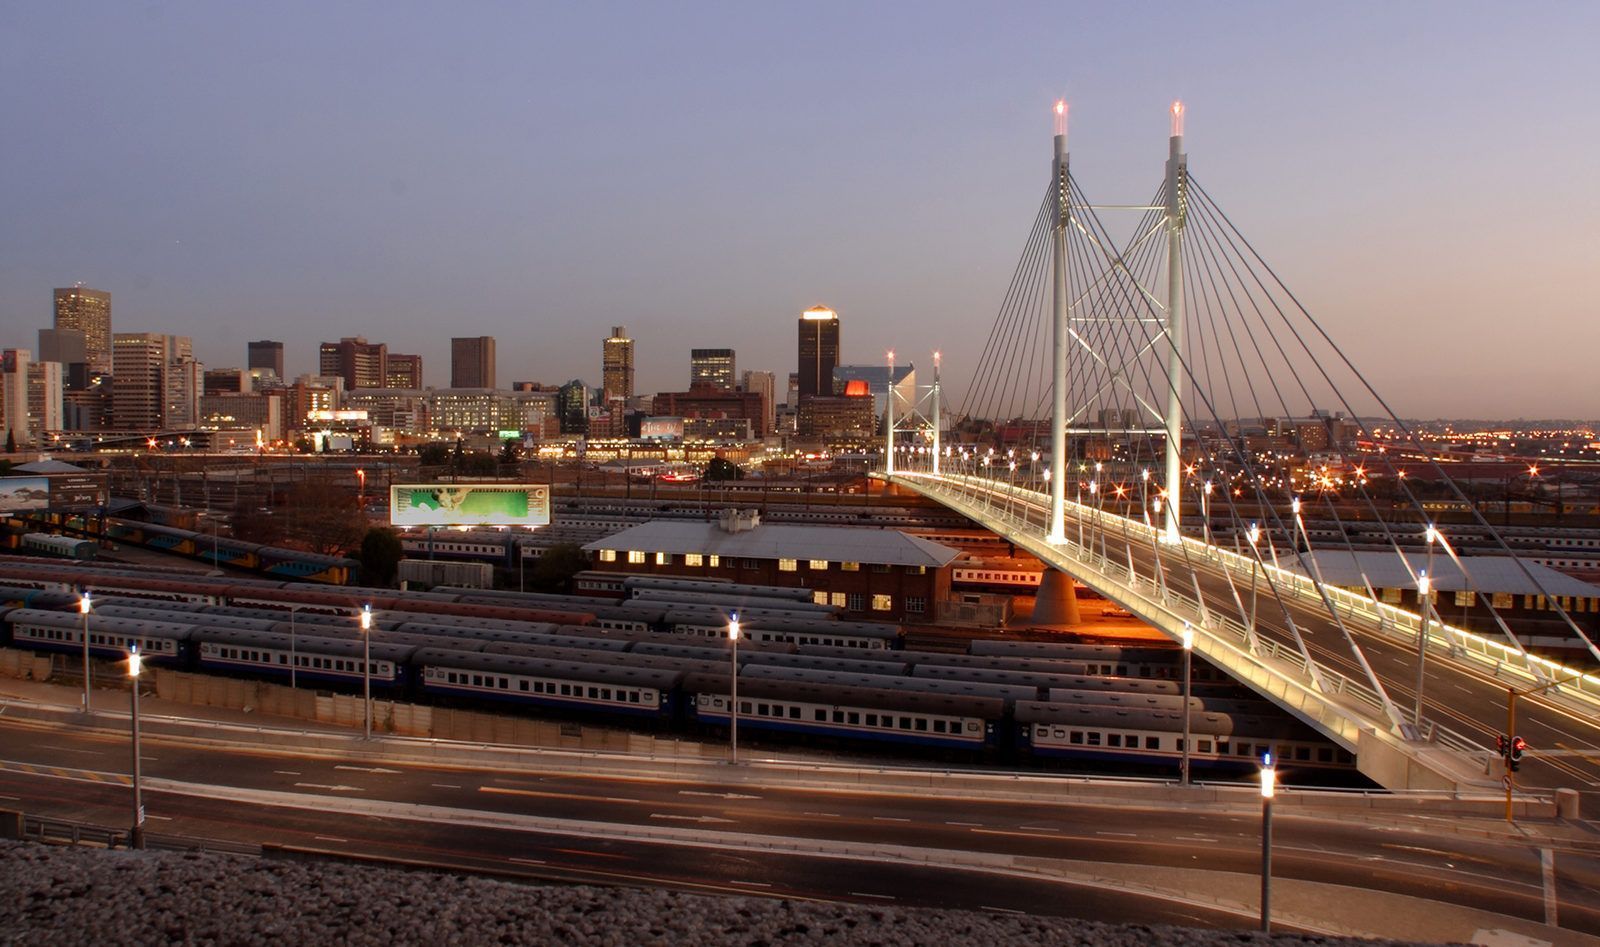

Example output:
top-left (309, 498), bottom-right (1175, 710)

top-left (358, 527), bottom-right (404, 587)
top-left (499, 438), bottom-right (522, 467)
top-left (282, 472), bottom-right (369, 555)
top-left (530, 543), bottom-right (590, 593)
top-left (705, 457), bottom-right (743, 482)
top-left (4, 430), bottom-right (14, 454)
top-left (451, 438), bottom-right (465, 474)
top-left (418, 442), bottom-right (450, 467)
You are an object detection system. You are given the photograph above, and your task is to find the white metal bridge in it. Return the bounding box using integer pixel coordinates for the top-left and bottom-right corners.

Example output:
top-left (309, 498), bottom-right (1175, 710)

top-left (874, 103), bottom-right (1600, 798)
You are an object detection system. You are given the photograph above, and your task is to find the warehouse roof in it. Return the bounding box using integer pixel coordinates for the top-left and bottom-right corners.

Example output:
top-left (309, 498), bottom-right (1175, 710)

top-left (583, 520), bottom-right (961, 569)
top-left (1290, 550), bottom-right (1600, 598)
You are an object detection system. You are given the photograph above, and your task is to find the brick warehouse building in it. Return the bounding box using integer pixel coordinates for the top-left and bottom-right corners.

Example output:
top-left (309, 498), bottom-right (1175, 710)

top-left (583, 511), bottom-right (959, 622)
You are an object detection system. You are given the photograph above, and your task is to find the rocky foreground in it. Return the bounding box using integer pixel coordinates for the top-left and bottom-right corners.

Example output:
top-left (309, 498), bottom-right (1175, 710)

top-left (0, 840), bottom-right (1450, 946)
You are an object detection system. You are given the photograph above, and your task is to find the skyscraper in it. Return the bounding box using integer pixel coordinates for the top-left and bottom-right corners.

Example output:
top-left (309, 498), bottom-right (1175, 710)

top-left (112, 333), bottom-right (168, 431)
top-left (319, 337), bottom-right (387, 390)
top-left (450, 336), bottom-right (496, 389)
top-left (797, 305), bottom-right (840, 400)
top-left (387, 353), bottom-right (424, 389)
top-left (38, 328), bottom-right (88, 390)
top-left (690, 349), bottom-right (736, 390)
top-left (1, 350), bottom-right (32, 447)
top-left (741, 370), bottom-right (776, 435)
top-left (248, 340), bottom-right (284, 380)
top-left (602, 326), bottom-right (634, 402)
top-left (54, 286), bottom-right (112, 376)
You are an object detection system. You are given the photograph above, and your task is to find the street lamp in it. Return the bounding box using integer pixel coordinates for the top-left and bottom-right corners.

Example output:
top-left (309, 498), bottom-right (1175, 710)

top-left (1414, 525), bottom-right (1439, 729)
top-left (360, 604), bottom-right (373, 739)
top-left (126, 644), bottom-right (145, 849)
top-left (79, 590), bottom-right (93, 713)
top-left (1260, 754), bottom-right (1276, 932)
top-left (728, 613), bottom-right (740, 764)
top-left (1180, 621), bottom-right (1194, 787)
top-left (1202, 480), bottom-right (1214, 546)
top-left (1246, 522), bottom-right (1261, 652)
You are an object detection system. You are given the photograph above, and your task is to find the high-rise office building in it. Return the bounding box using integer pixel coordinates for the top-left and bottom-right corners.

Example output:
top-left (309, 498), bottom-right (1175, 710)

top-left (248, 340), bottom-right (284, 380)
top-left (602, 327), bottom-right (634, 402)
top-left (319, 337), bottom-right (387, 390)
top-left (387, 353), bottom-right (424, 389)
top-left (165, 336), bottom-right (201, 429)
top-left (690, 349), bottom-right (736, 390)
top-left (27, 361), bottom-right (64, 439)
top-left (38, 328), bottom-right (89, 390)
top-left (450, 337), bottom-right (496, 389)
top-left (741, 370), bottom-right (776, 436)
top-left (1, 350), bottom-right (32, 447)
top-left (112, 333), bottom-right (168, 431)
top-left (53, 287), bottom-right (112, 376)
top-left (558, 379), bottom-right (590, 434)
top-left (797, 305), bottom-right (840, 400)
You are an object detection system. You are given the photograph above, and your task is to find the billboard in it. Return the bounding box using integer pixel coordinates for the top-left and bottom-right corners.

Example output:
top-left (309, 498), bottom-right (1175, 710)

top-left (49, 474), bottom-right (109, 511)
top-left (0, 477), bottom-right (50, 513)
top-left (390, 483), bottom-right (550, 528)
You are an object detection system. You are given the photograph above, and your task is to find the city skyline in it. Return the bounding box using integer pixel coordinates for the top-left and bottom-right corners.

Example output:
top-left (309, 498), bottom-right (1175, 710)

top-left (2, 4), bottom-right (1597, 418)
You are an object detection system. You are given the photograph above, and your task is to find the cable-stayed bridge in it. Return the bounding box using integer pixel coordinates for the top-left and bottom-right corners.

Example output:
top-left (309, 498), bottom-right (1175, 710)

top-left (875, 103), bottom-right (1600, 800)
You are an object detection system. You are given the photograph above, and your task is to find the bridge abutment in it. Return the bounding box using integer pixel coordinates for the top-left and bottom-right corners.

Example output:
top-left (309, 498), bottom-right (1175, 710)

top-left (1031, 569), bottom-right (1082, 626)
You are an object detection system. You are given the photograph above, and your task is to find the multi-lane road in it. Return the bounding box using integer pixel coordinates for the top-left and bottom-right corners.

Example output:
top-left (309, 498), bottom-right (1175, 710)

top-left (3, 710), bottom-right (1598, 939)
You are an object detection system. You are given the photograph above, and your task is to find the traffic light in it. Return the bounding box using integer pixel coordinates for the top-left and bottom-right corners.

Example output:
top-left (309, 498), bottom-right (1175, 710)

top-left (1510, 736), bottom-right (1526, 772)
top-left (1496, 734), bottom-right (1508, 758)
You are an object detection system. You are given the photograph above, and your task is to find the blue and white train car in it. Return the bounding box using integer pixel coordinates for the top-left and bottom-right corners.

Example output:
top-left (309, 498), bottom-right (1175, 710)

top-left (192, 626), bottom-right (413, 690)
top-left (2, 608), bottom-right (194, 666)
top-left (415, 649), bottom-right (680, 719)
top-left (686, 673), bottom-right (1003, 752)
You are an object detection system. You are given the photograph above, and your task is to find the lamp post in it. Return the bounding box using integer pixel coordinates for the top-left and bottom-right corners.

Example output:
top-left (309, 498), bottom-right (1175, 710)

top-left (1260, 754), bottom-right (1276, 932)
top-left (728, 613), bottom-right (740, 764)
top-left (1201, 480), bottom-right (1214, 546)
top-left (1414, 525), bottom-right (1438, 729)
top-left (79, 590), bottom-right (93, 713)
top-left (127, 644), bottom-right (145, 849)
top-left (1180, 621), bottom-right (1194, 787)
top-left (360, 604), bottom-right (373, 739)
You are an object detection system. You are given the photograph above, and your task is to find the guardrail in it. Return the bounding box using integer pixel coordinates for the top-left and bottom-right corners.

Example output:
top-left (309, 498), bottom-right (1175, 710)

top-left (15, 812), bottom-right (261, 855)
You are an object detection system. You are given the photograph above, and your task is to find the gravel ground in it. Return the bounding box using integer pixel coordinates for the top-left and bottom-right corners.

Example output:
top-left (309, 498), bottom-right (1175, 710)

top-left (0, 840), bottom-right (1452, 946)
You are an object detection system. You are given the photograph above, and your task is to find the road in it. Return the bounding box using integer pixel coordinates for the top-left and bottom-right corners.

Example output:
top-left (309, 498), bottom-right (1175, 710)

top-left (894, 472), bottom-right (1600, 807)
top-left (3, 713), bottom-right (1599, 936)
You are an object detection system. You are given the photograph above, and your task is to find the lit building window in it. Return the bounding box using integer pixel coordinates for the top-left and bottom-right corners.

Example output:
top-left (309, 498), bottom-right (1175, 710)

top-left (778, 558), bottom-right (798, 572)
top-left (599, 550), bottom-right (617, 562)
top-left (830, 592), bottom-right (846, 607)
top-left (627, 550), bottom-right (646, 564)
top-left (655, 552), bottom-right (670, 565)
top-left (812, 591), bottom-right (828, 605)
top-left (840, 561), bottom-right (860, 572)
top-left (871, 594), bottom-right (892, 612)
top-left (685, 553), bottom-right (704, 567)
top-left (809, 559), bottom-right (828, 571)
top-left (1454, 590), bottom-right (1474, 608)
top-left (708, 555), bottom-right (720, 568)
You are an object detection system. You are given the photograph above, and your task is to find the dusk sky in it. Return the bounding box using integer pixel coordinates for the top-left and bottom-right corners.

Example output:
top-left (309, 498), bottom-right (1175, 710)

top-left (2, 2), bottom-right (1596, 419)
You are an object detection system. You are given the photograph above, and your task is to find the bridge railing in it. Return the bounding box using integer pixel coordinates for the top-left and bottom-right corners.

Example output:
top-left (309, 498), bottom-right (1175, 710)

top-left (886, 464), bottom-right (1486, 755)
top-left (888, 459), bottom-right (1600, 716)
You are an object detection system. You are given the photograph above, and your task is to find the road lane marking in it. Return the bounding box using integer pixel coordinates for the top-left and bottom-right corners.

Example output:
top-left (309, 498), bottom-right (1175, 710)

top-left (872, 816), bottom-right (911, 822)
top-left (680, 790), bottom-right (761, 800)
top-left (803, 811), bottom-right (840, 818)
top-left (1020, 824), bottom-right (1062, 833)
top-left (273, 770), bottom-right (301, 776)
top-left (510, 857), bottom-right (546, 866)
top-left (313, 836), bottom-right (347, 843)
top-left (335, 765), bottom-right (401, 774)
top-left (0, 794), bottom-right (18, 801)
top-left (946, 821), bottom-right (981, 827)
top-left (851, 892), bottom-right (895, 901)
top-left (730, 881), bottom-right (772, 888)
top-left (980, 906), bottom-right (1025, 915)
top-left (480, 786), bottom-right (638, 804)
top-left (146, 814), bottom-right (173, 821)
top-left (650, 813), bottom-right (734, 824)
top-left (431, 783), bottom-right (462, 790)
top-left (553, 848), bottom-right (629, 861)
top-left (293, 783), bottom-right (364, 792)
top-left (1095, 831), bottom-right (1137, 837)
top-left (1176, 836), bottom-right (1219, 843)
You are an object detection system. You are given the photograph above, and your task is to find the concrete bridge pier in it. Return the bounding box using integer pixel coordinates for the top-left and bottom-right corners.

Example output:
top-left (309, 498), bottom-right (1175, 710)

top-left (1031, 569), bottom-right (1082, 626)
